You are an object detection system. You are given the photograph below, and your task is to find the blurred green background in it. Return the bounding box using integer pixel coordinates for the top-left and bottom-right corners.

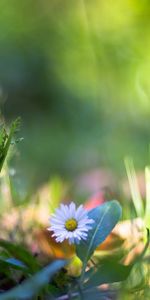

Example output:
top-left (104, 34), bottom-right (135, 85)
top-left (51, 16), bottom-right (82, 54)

top-left (0, 0), bottom-right (150, 187)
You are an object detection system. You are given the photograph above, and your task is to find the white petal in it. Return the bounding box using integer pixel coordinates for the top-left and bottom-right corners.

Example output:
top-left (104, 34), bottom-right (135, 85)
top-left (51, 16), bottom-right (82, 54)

top-left (60, 204), bottom-right (69, 219)
top-left (69, 202), bottom-right (76, 218)
top-left (55, 208), bottom-right (66, 221)
top-left (50, 216), bottom-right (65, 222)
top-left (56, 236), bottom-right (65, 242)
top-left (50, 220), bottom-right (64, 227)
top-left (75, 206), bottom-right (87, 220)
top-left (50, 225), bottom-right (64, 230)
top-left (79, 217), bottom-right (94, 224)
top-left (75, 205), bottom-right (83, 219)
top-left (47, 227), bottom-right (52, 231)
top-left (68, 237), bottom-right (74, 244)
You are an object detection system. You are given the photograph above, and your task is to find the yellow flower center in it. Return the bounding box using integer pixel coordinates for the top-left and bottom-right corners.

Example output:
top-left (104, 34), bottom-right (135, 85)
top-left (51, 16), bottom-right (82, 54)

top-left (65, 218), bottom-right (78, 231)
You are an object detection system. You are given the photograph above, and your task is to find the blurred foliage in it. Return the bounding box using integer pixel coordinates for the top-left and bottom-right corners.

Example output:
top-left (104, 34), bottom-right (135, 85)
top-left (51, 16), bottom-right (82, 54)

top-left (0, 119), bottom-right (149, 299)
top-left (0, 0), bottom-right (150, 185)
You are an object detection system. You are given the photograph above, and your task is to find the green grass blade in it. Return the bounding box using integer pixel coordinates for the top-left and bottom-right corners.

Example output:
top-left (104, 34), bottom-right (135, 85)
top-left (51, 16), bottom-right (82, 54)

top-left (145, 166), bottom-right (150, 228)
top-left (124, 157), bottom-right (144, 217)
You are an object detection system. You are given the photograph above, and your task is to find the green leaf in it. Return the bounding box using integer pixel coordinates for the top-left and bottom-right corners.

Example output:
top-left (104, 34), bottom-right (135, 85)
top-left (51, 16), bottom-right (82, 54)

top-left (76, 200), bottom-right (122, 263)
top-left (0, 118), bottom-right (21, 173)
top-left (84, 260), bottom-right (132, 288)
top-left (0, 260), bottom-right (66, 300)
top-left (0, 239), bottom-right (40, 273)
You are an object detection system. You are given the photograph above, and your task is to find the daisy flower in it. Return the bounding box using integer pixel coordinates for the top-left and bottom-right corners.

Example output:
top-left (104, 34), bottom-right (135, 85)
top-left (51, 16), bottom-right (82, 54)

top-left (48, 202), bottom-right (94, 245)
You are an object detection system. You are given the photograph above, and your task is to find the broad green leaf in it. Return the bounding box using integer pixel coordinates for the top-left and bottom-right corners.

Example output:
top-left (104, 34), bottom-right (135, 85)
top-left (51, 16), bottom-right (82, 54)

top-left (84, 260), bottom-right (132, 288)
top-left (0, 260), bottom-right (66, 300)
top-left (76, 200), bottom-right (122, 264)
top-left (0, 239), bottom-right (40, 273)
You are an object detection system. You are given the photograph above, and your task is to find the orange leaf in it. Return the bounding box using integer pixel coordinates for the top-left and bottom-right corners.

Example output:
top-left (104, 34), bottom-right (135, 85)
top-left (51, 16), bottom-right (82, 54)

top-left (35, 229), bottom-right (75, 259)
